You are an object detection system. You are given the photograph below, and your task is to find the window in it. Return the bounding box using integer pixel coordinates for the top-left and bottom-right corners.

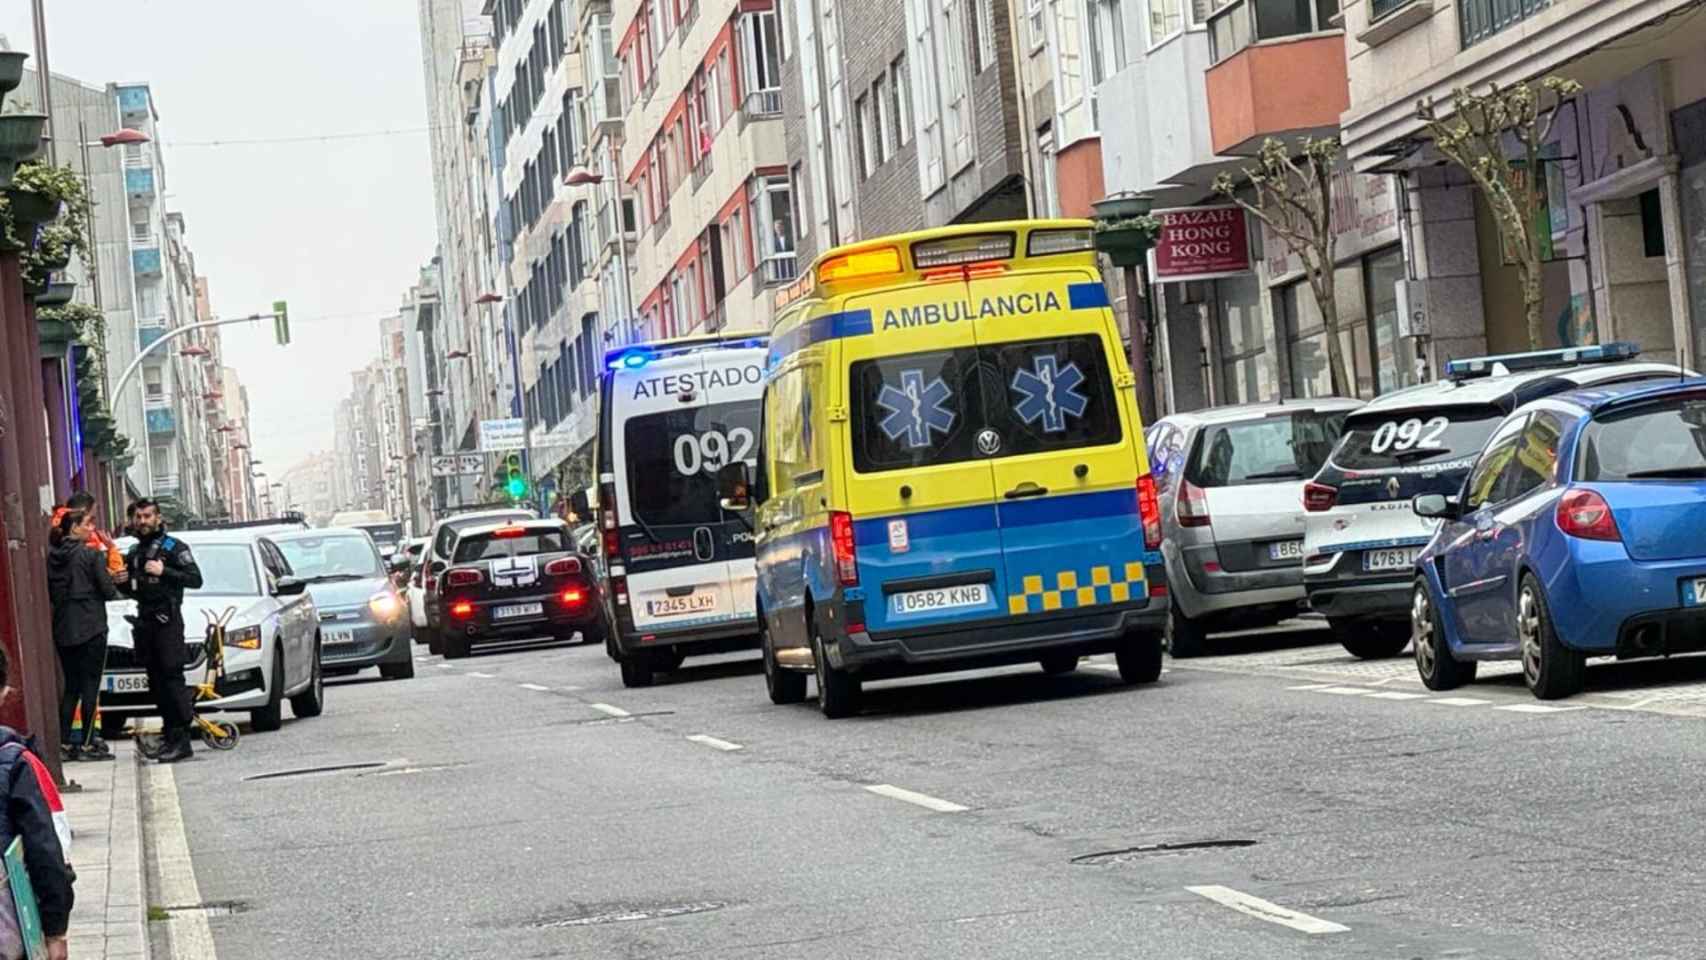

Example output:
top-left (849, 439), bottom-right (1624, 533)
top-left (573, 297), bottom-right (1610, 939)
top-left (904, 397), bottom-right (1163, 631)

top-left (1210, 0), bottom-right (1339, 62)
top-left (1215, 274), bottom-right (1270, 404)
top-left (1581, 396), bottom-right (1706, 481)
top-left (1459, 0), bottom-right (1548, 48)
top-left (1148, 0), bottom-right (1183, 43)
top-left (1085, 0), bottom-right (1126, 129)
top-left (1463, 415), bottom-right (1530, 509)
top-left (855, 94), bottom-right (876, 178)
top-left (939, 0), bottom-right (972, 170)
top-left (890, 58), bottom-right (913, 147)
top-left (729, 207), bottom-right (747, 278)
top-left (788, 164), bottom-right (809, 240)
top-left (1054, 0), bottom-right (1084, 108)
top-left (752, 175), bottom-right (798, 284)
top-left (822, 0), bottom-right (855, 227)
top-left (1027, 0), bottom-right (1047, 48)
top-left (873, 76), bottom-right (894, 163)
top-left (1279, 280), bottom-right (1369, 399)
top-left (1335, 406), bottom-right (1505, 473)
top-left (580, 313), bottom-right (598, 392)
top-left (970, 0), bottom-right (997, 70)
top-left (907, 0), bottom-right (945, 190)
top-left (741, 10), bottom-right (784, 115)
top-left (623, 401), bottom-right (761, 526)
top-left (1185, 413), bottom-right (1348, 487)
top-left (1363, 246), bottom-right (1408, 394)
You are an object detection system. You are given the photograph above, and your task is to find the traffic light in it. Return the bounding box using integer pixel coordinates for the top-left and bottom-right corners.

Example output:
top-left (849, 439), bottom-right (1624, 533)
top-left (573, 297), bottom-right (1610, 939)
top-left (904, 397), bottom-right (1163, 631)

top-left (504, 453), bottom-right (528, 499)
top-left (272, 300), bottom-right (290, 345)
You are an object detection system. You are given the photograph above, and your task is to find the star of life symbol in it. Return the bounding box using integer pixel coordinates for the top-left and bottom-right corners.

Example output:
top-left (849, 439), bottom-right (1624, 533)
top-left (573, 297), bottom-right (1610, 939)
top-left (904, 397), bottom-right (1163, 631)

top-left (490, 555), bottom-right (538, 588)
top-left (1011, 355), bottom-right (1089, 433)
top-left (876, 369), bottom-right (956, 449)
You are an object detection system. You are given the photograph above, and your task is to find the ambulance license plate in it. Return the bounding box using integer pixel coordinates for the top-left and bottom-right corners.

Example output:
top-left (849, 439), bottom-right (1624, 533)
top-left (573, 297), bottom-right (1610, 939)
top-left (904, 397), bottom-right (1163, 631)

top-left (891, 584), bottom-right (990, 615)
top-left (103, 673), bottom-right (149, 694)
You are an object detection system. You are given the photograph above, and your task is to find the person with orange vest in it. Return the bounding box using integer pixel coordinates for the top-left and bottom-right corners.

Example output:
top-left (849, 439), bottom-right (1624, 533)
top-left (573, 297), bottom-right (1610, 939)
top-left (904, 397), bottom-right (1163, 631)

top-left (48, 492), bottom-right (123, 578)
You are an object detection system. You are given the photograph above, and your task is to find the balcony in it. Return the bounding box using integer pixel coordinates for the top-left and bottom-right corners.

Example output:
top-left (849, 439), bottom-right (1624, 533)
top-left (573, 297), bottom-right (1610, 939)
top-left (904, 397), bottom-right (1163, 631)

top-left (689, 154), bottom-right (713, 194)
top-left (137, 322), bottom-right (168, 351)
top-left (116, 86), bottom-right (149, 117)
top-left (1204, 31), bottom-right (1348, 156)
top-left (145, 405), bottom-right (177, 437)
top-left (739, 89), bottom-right (782, 129)
top-left (124, 166), bottom-right (155, 198)
top-left (132, 247), bottom-right (162, 276)
top-left (150, 473), bottom-right (180, 497)
top-left (1458, 0), bottom-right (1548, 47)
top-left (760, 254), bottom-right (798, 286)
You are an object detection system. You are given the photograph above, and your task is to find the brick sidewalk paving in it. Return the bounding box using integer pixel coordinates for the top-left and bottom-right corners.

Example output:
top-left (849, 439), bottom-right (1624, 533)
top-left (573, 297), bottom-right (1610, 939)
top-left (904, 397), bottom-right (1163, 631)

top-left (61, 742), bottom-right (149, 960)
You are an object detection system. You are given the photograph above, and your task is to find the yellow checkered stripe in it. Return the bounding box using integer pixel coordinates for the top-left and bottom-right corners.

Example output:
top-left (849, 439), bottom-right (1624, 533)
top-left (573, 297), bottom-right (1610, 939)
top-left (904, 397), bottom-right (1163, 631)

top-left (1008, 563), bottom-right (1148, 615)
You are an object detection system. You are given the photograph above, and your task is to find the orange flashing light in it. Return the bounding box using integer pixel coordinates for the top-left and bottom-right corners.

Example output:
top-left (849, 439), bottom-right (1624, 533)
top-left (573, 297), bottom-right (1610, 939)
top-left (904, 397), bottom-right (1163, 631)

top-left (817, 246), bottom-right (902, 285)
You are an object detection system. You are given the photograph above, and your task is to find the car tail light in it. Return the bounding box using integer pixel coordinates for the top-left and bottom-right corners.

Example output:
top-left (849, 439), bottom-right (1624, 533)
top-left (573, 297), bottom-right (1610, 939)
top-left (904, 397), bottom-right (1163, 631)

top-left (558, 588), bottom-right (586, 606)
top-left (545, 556), bottom-right (583, 576)
top-left (830, 511), bottom-right (859, 586)
top-left (446, 568), bottom-right (483, 587)
top-left (1137, 474), bottom-right (1162, 549)
top-left (1303, 481), bottom-right (1338, 513)
top-left (1177, 480), bottom-right (1211, 527)
top-left (449, 600), bottom-right (475, 618)
top-left (493, 525), bottom-right (526, 538)
top-left (612, 577), bottom-right (629, 607)
top-left (1556, 488), bottom-right (1620, 541)
top-left (1150, 583), bottom-right (1169, 598)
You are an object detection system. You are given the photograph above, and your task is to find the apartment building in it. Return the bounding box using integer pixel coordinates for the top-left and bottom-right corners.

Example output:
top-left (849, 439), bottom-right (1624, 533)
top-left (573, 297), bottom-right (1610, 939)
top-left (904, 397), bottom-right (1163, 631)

top-left (278, 453), bottom-right (340, 527)
top-left (218, 366), bottom-right (258, 521)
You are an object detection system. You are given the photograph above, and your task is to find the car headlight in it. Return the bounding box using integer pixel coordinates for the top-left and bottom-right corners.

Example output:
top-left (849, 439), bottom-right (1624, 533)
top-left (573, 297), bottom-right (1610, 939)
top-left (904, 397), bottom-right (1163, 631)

top-left (369, 590), bottom-right (404, 621)
top-left (224, 625), bottom-right (262, 650)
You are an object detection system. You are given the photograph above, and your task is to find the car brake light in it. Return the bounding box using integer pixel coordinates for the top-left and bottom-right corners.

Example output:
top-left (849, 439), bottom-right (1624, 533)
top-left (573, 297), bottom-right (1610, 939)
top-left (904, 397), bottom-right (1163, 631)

top-left (446, 568), bottom-right (483, 587)
top-left (830, 511), bottom-right (859, 586)
top-left (612, 576), bottom-right (628, 606)
top-left (449, 601), bottom-right (475, 618)
top-left (545, 556), bottom-right (583, 576)
top-left (1303, 481), bottom-right (1338, 513)
top-left (493, 525), bottom-right (526, 538)
top-left (559, 588), bottom-right (585, 606)
top-left (1177, 480), bottom-right (1211, 527)
top-left (1137, 474), bottom-right (1162, 549)
top-left (1556, 488), bottom-right (1620, 541)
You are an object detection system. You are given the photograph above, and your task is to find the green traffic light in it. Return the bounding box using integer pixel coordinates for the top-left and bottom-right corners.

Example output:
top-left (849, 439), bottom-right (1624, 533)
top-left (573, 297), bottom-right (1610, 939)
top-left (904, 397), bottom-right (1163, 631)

top-left (505, 472), bottom-right (528, 498)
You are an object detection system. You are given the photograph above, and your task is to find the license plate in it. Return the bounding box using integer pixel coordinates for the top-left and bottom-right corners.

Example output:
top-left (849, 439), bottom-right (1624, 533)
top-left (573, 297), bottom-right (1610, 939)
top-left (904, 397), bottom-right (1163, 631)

top-left (1363, 547), bottom-right (1422, 572)
top-left (647, 594), bottom-right (716, 617)
top-left (324, 627), bottom-right (358, 646)
top-left (1685, 577), bottom-right (1706, 606)
top-left (1268, 540), bottom-right (1304, 561)
top-left (891, 583), bottom-right (991, 615)
top-left (494, 602), bottom-right (544, 619)
top-left (103, 673), bottom-right (149, 694)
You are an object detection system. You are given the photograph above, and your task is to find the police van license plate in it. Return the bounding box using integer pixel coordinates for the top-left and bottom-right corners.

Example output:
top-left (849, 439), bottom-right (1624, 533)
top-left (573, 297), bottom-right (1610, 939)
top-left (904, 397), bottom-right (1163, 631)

top-left (494, 602), bottom-right (544, 620)
top-left (648, 594), bottom-right (716, 617)
top-left (1686, 577), bottom-right (1706, 606)
top-left (1363, 547), bottom-right (1421, 572)
top-left (103, 673), bottom-right (148, 694)
top-left (891, 584), bottom-right (990, 615)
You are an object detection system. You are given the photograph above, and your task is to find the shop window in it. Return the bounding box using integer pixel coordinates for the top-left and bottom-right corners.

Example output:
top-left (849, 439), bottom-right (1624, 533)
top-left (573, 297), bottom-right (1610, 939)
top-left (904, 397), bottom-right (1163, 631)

top-left (1280, 280), bottom-right (1370, 399)
top-left (1216, 274), bottom-right (1270, 404)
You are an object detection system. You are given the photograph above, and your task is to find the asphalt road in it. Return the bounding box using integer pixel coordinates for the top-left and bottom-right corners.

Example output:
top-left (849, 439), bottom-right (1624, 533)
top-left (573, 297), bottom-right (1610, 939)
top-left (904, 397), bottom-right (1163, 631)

top-left (155, 625), bottom-right (1706, 959)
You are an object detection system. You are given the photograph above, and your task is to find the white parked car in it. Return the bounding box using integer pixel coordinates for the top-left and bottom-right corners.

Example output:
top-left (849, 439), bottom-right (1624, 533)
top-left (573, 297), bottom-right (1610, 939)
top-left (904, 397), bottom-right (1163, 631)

top-left (101, 528), bottom-right (326, 736)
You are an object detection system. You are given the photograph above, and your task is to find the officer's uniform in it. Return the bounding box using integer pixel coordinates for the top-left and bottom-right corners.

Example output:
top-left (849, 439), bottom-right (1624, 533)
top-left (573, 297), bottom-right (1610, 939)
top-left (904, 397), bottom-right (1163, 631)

top-left (121, 529), bottom-right (203, 747)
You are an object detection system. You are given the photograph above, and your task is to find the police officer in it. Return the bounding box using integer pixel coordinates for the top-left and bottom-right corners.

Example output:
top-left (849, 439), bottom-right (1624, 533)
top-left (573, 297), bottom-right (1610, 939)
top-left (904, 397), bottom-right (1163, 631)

top-left (120, 499), bottom-right (203, 763)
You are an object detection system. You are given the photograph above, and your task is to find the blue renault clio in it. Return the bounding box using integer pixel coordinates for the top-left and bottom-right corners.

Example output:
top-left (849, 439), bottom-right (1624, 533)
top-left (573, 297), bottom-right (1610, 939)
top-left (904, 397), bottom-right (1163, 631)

top-left (1411, 376), bottom-right (1706, 698)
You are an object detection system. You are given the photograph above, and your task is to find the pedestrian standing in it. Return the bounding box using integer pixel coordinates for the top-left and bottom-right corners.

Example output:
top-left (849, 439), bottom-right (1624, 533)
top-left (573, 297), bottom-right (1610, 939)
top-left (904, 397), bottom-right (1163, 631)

top-left (118, 500), bottom-right (202, 764)
top-left (0, 647), bottom-right (74, 960)
top-left (46, 511), bottom-right (119, 762)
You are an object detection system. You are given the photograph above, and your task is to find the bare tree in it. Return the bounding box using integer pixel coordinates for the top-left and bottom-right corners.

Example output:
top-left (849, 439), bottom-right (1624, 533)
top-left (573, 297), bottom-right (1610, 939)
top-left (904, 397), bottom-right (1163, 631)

top-left (1213, 137), bottom-right (1351, 396)
top-left (1417, 76), bottom-right (1580, 350)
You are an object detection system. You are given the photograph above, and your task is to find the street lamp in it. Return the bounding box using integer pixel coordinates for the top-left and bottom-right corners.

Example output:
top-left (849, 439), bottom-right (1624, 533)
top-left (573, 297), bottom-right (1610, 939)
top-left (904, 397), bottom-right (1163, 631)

top-left (1090, 191), bottom-right (1160, 424)
top-left (564, 167), bottom-right (602, 187)
top-left (445, 349), bottom-right (470, 360)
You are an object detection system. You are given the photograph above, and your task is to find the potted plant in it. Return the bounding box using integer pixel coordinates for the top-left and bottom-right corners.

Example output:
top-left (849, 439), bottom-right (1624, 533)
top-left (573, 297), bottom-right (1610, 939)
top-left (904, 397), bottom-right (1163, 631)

top-left (0, 51), bottom-right (28, 97)
top-left (3, 162), bottom-right (92, 288)
top-left (35, 279), bottom-right (74, 306)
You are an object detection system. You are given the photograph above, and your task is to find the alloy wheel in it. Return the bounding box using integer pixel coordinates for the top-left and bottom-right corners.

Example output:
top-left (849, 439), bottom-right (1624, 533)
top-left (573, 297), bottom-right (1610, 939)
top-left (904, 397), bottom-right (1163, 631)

top-left (1412, 587), bottom-right (1436, 678)
top-left (1519, 587), bottom-right (1543, 686)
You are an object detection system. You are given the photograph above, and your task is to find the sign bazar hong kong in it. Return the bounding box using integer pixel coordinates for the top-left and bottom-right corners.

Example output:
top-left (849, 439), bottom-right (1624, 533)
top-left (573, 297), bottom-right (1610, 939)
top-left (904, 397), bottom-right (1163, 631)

top-left (1150, 205), bottom-right (1252, 282)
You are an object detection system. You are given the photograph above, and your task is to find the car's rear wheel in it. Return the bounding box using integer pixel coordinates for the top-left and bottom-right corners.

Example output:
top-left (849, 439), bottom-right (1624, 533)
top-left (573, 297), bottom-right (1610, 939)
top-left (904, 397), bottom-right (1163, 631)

top-left (619, 657), bottom-right (654, 688)
top-left (1334, 618), bottom-right (1410, 659)
top-left (425, 627), bottom-right (443, 656)
top-left (764, 623), bottom-right (807, 705)
top-left (577, 616), bottom-right (606, 646)
top-left (380, 657), bottom-right (415, 680)
top-left (251, 649), bottom-right (285, 733)
top-left (812, 627), bottom-right (859, 719)
top-left (1040, 653), bottom-right (1079, 675)
top-left (1165, 600), bottom-right (1208, 658)
top-left (1519, 574), bottom-right (1584, 700)
top-left (1115, 630), bottom-right (1165, 685)
top-left (290, 643), bottom-right (325, 718)
top-left (442, 631), bottom-right (471, 660)
top-left (1413, 579), bottom-right (1476, 690)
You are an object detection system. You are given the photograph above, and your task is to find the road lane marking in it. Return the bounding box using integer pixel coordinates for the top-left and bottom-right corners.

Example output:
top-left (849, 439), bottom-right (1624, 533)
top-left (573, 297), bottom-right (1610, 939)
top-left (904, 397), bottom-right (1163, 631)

top-left (1427, 696), bottom-right (1492, 707)
top-left (414, 656), bottom-right (429, 662)
top-left (1496, 703), bottom-right (1585, 714)
top-left (590, 703), bottom-right (631, 718)
top-left (145, 756), bottom-right (221, 959)
top-left (1185, 885), bottom-right (1349, 935)
top-left (436, 664), bottom-right (454, 670)
top-left (469, 671), bottom-right (495, 678)
top-left (864, 784), bottom-right (969, 813)
top-left (1316, 686), bottom-right (1374, 695)
top-left (1366, 691), bottom-right (1430, 701)
top-left (1286, 683), bottom-right (1337, 691)
top-left (519, 683), bottom-right (551, 692)
top-left (686, 734), bottom-right (744, 752)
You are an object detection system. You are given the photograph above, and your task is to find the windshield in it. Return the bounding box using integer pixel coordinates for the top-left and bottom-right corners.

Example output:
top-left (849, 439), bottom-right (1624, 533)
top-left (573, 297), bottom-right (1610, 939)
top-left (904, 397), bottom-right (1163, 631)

top-left (275, 534), bottom-right (384, 579)
top-left (624, 400), bottom-right (760, 527)
top-left (184, 544), bottom-right (261, 596)
top-left (1582, 398), bottom-right (1706, 480)
top-left (453, 529), bottom-right (568, 562)
top-left (354, 522), bottom-right (403, 552)
top-left (1332, 406), bottom-right (1503, 471)
top-left (1186, 412), bottom-right (1348, 487)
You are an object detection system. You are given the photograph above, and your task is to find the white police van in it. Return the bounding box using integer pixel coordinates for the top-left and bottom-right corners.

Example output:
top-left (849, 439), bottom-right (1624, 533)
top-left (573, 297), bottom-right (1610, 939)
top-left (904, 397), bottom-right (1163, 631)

top-left (1302, 343), bottom-right (1687, 658)
top-left (577, 333), bottom-right (769, 687)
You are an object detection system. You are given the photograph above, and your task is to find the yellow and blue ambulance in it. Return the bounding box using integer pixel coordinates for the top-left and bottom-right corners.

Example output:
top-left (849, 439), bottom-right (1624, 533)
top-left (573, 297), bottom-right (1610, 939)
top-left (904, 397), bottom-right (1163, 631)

top-left (730, 220), bottom-right (1169, 717)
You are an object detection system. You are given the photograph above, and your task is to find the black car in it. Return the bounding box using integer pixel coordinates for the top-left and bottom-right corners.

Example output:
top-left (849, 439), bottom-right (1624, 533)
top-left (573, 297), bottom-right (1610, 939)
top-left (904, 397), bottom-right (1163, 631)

top-left (438, 519), bottom-right (603, 658)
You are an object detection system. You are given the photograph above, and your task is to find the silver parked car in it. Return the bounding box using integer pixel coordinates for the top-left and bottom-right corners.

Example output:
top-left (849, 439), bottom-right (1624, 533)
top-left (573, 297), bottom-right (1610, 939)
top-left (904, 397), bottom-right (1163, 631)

top-left (273, 528), bottom-right (415, 681)
top-left (1145, 398), bottom-right (1360, 657)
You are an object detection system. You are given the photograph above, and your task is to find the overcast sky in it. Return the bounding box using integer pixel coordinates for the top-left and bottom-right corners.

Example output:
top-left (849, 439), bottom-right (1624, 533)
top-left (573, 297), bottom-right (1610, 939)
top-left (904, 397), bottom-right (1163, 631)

top-left (1, 1), bottom-right (437, 477)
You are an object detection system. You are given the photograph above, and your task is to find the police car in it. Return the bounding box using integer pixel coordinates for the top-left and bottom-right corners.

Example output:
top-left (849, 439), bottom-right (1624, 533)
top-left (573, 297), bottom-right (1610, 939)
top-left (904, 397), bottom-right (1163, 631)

top-left (1302, 343), bottom-right (1688, 658)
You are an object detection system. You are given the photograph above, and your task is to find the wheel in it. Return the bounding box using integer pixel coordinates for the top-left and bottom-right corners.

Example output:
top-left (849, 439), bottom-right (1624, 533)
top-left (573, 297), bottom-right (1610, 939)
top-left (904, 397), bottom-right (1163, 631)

top-left (1334, 619), bottom-right (1411, 659)
top-left (1115, 630), bottom-right (1165, 684)
top-left (763, 623), bottom-right (807, 705)
top-left (1518, 574), bottom-right (1584, 699)
top-left (290, 644), bottom-right (325, 718)
top-left (619, 657), bottom-right (655, 688)
top-left (442, 632), bottom-right (471, 660)
top-left (653, 650), bottom-right (686, 673)
top-left (412, 624), bottom-right (428, 645)
top-left (577, 617), bottom-right (606, 646)
top-left (200, 721), bottom-right (239, 751)
top-left (1040, 653), bottom-right (1080, 675)
top-left (380, 657), bottom-right (416, 680)
top-left (425, 627), bottom-right (443, 656)
top-left (812, 627), bottom-right (859, 718)
top-left (1165, 600), bottom-right (1208, 658)
top-left (98, 712), bottom-right (129, 740)
top-left (251, 650), bottom-right (285, 732)
top-left (1412, 579), bottom-right (1477, 690)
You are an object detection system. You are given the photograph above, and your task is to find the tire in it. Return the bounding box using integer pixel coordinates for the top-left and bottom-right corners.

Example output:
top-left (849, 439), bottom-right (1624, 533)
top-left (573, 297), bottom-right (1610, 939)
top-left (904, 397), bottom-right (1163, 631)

top-left (1040, 653), bottom-right (1080, 675)
top-left (1412, 579), bottom-right (1477, 691)
top-left (425, 627), bottom-right (443, 657)
top-left (1115, 630), bottom-right (1165, 684)
top-left (1335, 619), bottom-right (1411, 659)
top-left (98, 712), bottom-right (129, 740)
top-left (653, 650), bottom-right (685, 673)
top-left (251, 650), bottom-right (285, 732)
top-left (200, 720), bottom-right (239, 751)
top-left (411, 623), bottom-right (428, 645)
top-left (1519, 574), bottom-right (1584, 700)
top-left (619, 657), bottom-right (655, 688)
top-left (1165, 600), bottom-right (1209, 658)
top-left (289, 643), bottom-right (325, 718)
top-left (763, 623), bottom-right (807, 705)
top-left (578, 617), bottom-right (607, 646)
top-left (380, 657), bottom-right (416, 681)
top-left (812, 627), bottom-right (859, 719)
top-left (442, 631), bottom-right (472, 660)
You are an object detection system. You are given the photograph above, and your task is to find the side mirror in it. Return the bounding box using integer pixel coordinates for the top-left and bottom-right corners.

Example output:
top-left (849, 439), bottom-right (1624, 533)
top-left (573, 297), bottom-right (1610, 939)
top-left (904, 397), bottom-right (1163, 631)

top-left (274, 576), bottom-right (309, 597)
top-left (388, 557), bottom-right (409, 574)
top-left (569, 490), bottom-right (591, 518)
top-left (717, 461), bottom-right (752, 512)
top-left (1412, 493), bottom-right (1460, 520)
top-left (430, 560), bottom-right (447, 577)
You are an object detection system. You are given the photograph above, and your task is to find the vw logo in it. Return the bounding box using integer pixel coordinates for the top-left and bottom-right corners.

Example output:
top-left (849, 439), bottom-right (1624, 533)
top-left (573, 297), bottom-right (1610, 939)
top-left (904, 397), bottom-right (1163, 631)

top-left (976, 429), bottom-right (1002, 456)
top-left (1386, 477), bottom-right (1402, 499)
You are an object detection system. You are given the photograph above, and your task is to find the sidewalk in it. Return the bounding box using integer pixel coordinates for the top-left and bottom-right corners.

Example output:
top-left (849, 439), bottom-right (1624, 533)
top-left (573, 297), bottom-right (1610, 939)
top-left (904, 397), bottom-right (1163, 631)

top-left (60, 742), bottom-right (149, 960)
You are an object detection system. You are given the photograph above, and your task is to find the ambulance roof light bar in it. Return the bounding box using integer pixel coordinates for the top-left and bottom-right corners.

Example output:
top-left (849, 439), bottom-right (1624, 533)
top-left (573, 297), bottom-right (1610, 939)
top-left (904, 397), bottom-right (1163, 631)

top-left (911, 232), bottom-right (1015, 270)
top-left (1444, 342), bottom-right (1641, 381)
